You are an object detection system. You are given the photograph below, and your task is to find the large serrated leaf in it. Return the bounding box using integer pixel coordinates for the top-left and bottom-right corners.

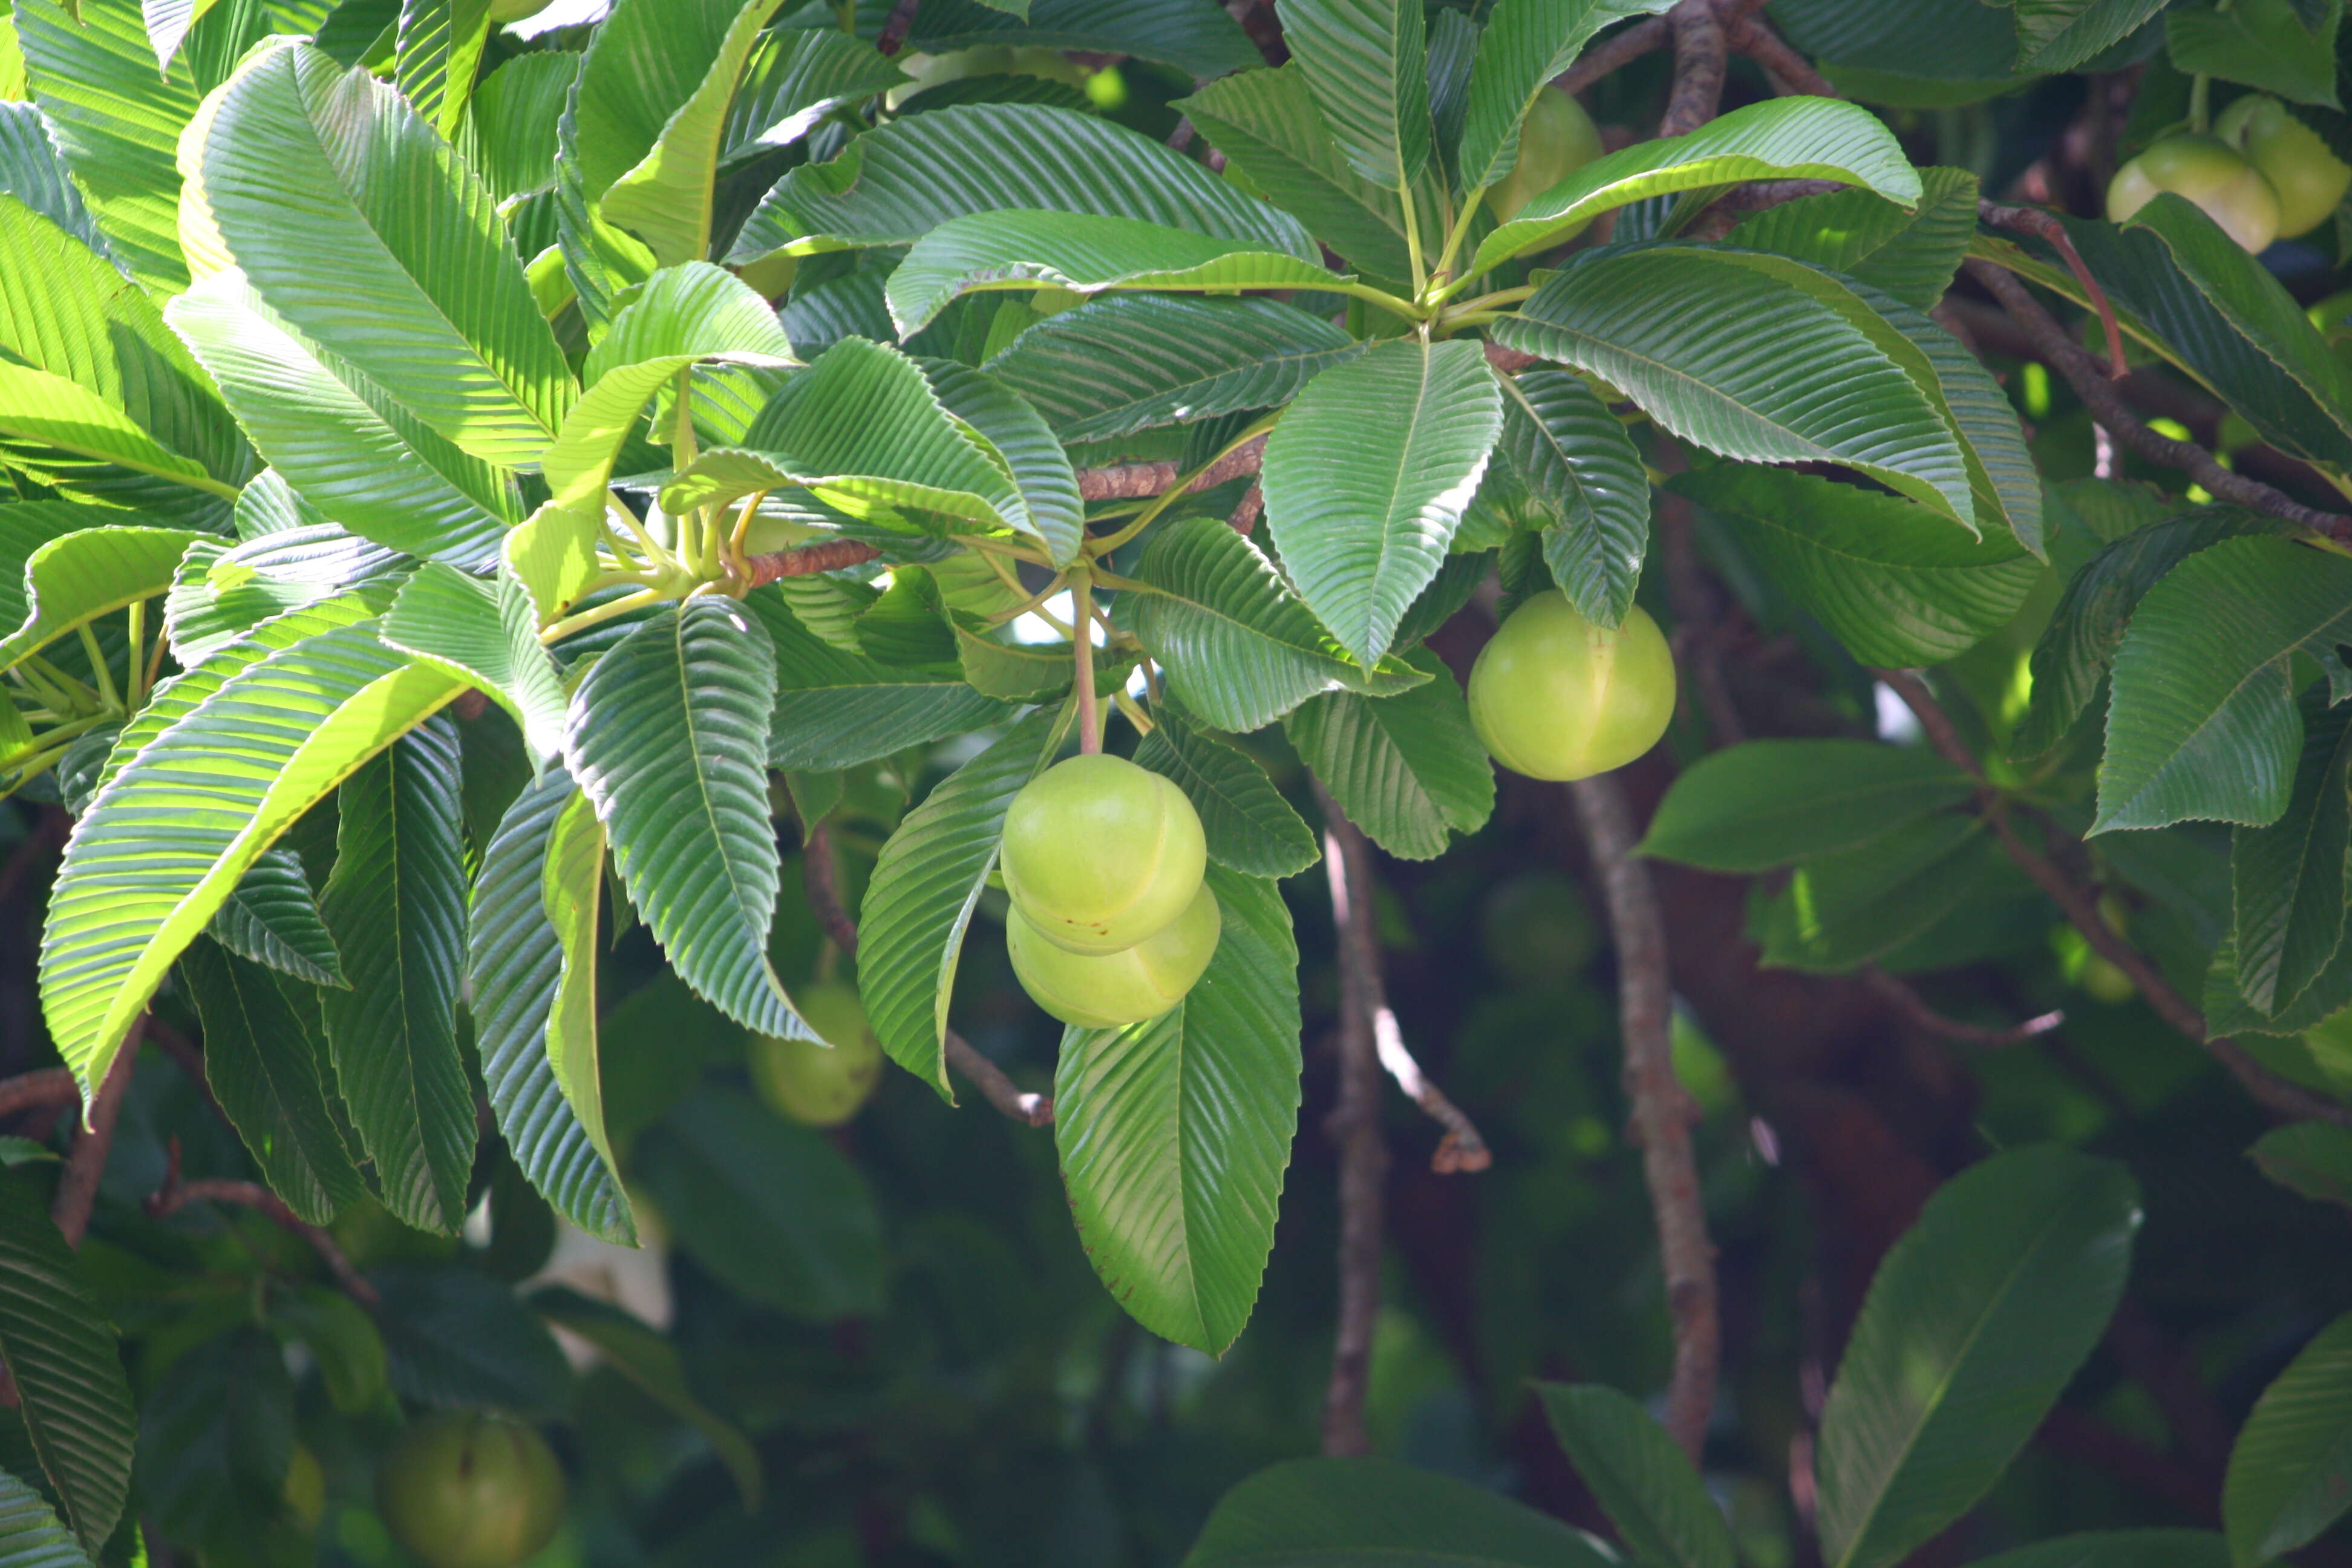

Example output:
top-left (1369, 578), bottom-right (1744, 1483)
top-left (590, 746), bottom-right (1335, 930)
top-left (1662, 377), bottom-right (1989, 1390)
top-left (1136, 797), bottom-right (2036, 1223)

top-left (0, 1468), bottom-right (93, 1568)
top-left (904, 0), bottom-right (1261, 80)
top-left (1817, 1146), bottom-right (2140, 1568)
top-left (2224, 1314), bottom-right (2352, 1564)
top-left (746, 583), bottom-right (1010, 771)
top-left (0, 526), bottom-right (204, 676)
top-left (205, 846), bottom-right (344, 987)
top-left (918, 359), bottom-right (1083, 566)
top-left (1134, 703), bottom-right (1319, 880)
top-left (719, 27), bottom-right (906, 165)
top-left (1538, 1384), bottom-right (1736, 1568)
top-left (319, 716), bottom-right (477, 1235)
top-left (2233, 688), bottom-right (2352, 1018)
top-left (1185, 1457), bottom-right (1618, 1567)
top-left (1279, 0), bottom-right (1431, 191)
top-left (1497, 367), bottom-right (1648, 628)
top-left (564, 597), bottom-right (804, 1038)
top-left (382, 563), bottom-right (569, 765)
top-left (0, 1169), bottom-right (134, 1555)
top-left (1285, 648), bottom-right (1492, 860)
top-left (1638, 739), bottom-right (1974, 872)
top-left (1726, 166), bottom-right (1979, 312)
top-left (2015, 0), bottom-right (2169, 71)
top-left (860, 710), bottom-right (1062, 1097)
top-left (393, 0), bottom-right (491, 137)
top-left (1973, 1535), bottom-right (2229, 1568)
top-left (1054, 864), bottom-right (1299, 1354)
top-left (598, 0), bottom-right (776, 267)
top-left (1261, 337), bottom-right (1501, 667)
top-left (1455, 0), bottom-right (1676, 197)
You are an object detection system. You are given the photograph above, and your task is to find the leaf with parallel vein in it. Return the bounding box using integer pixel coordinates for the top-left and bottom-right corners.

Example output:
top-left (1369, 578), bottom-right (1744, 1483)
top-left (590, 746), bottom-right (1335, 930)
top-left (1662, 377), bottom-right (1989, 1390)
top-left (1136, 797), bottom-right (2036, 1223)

top-left (1497, 367), bottom-right (1650, 628)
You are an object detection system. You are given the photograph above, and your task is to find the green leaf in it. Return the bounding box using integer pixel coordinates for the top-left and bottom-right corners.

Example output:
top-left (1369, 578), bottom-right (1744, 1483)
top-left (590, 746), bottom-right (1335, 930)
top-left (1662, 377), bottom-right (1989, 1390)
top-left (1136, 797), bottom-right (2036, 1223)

top-left (1817, 1146), bottom-right (2141, 1568)
top-left (528, 1285), bottom-right (760, 1508)
top-left (137, 1325), bottom-right (292, 1544)
top-left (164, 524), bottom-right (405, 665)
top-left (1497, 367), bottom-right (1649, 627)
top-left (16, 0), bottom-right (199, 295)
top-left (40, 619), bottom-right (461, 1096)
top-left (920, 359), bottom-right (1083, 566)
top-left (2098, 537), bottom-right (2352, 833)
top-left (1120, 514), bottom-right (1430, 733)
top-left (1457, 0), bottom-right (1675, 197)
top-left (1134, 702), bottom-right (1319, 879)
top-left (178, 938), bottom-right (366, 1226)
top-left (1638, 739), bottom-right (1975, 872)
top-left (1725, 166), bottom-right (1981, 315)
top-left (2233, 688), bottom-right (2352, 1018)
top-left (887, 209), bottom-right (1344, 338)
top-left (0, 365), bottom-right (240, 508)
top-left (2225, 1313), bottom-right (2352, 1563)
top-left (599, 0), bottom-right (777, 267)
top-left (2250, 1122), bottom-right (2352, 1209)
top-left (2017, 506), bottom-right (2284, 759)
top-left (1502, 250), bottom-right (1975, 530)
top-left (1538, 1383), bottom-right (1737, 1568)
top-left (904, 0), bottom-right (1261, 79)
top-left (860, 709), bottom-right (1061, 1096)
top-left (2168, 0), bottom-right (2341, 107)
top-left (393, 0), bottom-right (491, 138)
top-left (565, 598), bottom-right (805, 1037)
top-left (470, 771), bottom-right (633, 1244)
top-left (0, 1168), bottom-right (136, 1553)
top-left (372, 1267), bottom-right (573, 1416)
top-left (0, 525), bottom-right (204, 675)
top-left (272, 1284), bottom-right (388, 1416)
top-left (1472, 96), bottom-right (1922, 273)
top-left (631, 1082), bottom-right (886, 1319)
top-left (727, 103), bottom-right (1315, 264)
top-left (0, 103), bottom-right (109, 258)
top-left (0, 1468), bottom-right (93, 1568)
top-left (382, 563), bottom-right (569, 764)
top-left (720, 26), bottom-right (906, 165)
top-left (1177, 64), bottom-right (1438, 283)
top-left (202, 44), bottom-right (575, 466)
top-left (463, 51), bottom-right (578, 201)
top-left (2016, 0), bottom-right (2169, 72)
top-left (319, 716), bottom-right (477, 1235)
top-left (1054, 863), bottom-right (1299, 1353)
top-left (1973, 1535), bottom-right (2229, 1568)
top-left (1280, 0), bottom-right (1430, 191)
top-left (1756, 815), bottom-right (2009, 972)
top-left (206, 846), bottom-right (345, 987)
top-left (1185, 1457), bottom-right (1619, 1567)
top-left (1670, 464), bottom-right (2037, 667)
top-left (983, 295), bottom-right (1363, 444)
top-left (746, 586), bottom-right (1012, 772)
top-left (166, 269), bottom-right (521, 570)
top-left (1285, 648), bottom-right (1492, 860)
top-left (1261, 337), bottom-right (1502, 667)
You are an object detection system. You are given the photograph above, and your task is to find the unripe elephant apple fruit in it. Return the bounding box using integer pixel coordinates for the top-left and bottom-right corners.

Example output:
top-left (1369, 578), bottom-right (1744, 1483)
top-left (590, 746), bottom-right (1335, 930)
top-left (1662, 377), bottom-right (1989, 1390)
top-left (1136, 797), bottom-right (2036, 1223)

top-left (2217, 94), bottom-right (2352, 239)
top-left (1001, 754), bottom-right (1207, 955)
top-left (1487, 86), bottom-right (1604, 223)
top-left (751, 981), bottom-right (884, 1127)
top-left (1469, 592), bottom-right (1676, 781)
top-left (2106, 133), bottom-right (2282, 253)
top-left (1007, 881), bottom-right (1220, 1029)
top-left (378, 1412), bottom-right (564, 1568)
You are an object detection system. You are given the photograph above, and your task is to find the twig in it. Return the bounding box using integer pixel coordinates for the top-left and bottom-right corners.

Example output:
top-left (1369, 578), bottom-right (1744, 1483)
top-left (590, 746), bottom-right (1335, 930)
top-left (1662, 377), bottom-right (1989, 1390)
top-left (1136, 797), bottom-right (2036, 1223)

top-left (1723, 11), bottom-right (1838, 98)
top-left (1075, 436), bottom-right (1267, 501)
top-left (146, 1142), bottom-right (379, 1308)
top-left (1168, 116), bottom-right (1196, 154)
top-left (1569, 774), bottom-right (1719, 1461)
top-left (1860, 967), bottom-right (2064, 1048)
top-left (0, 1069), bottom-right (76, 1119)
top-left (1978, 203), bottom-right (2129, 380)
top-left (1230, 482), bottom-right (1263, 537)
top-left (1372, 1007), bottom-right (1491, 1173)
top-left (1874, 667), bottom-right (2352, 1128)
top-left (1658, 0), bottom-right (1729, 139)
top-left (742, 538), bottom-right (884, 587)
top-left (1313, 784), bottom-right (1388, 1458)
top-left (874, 0), bottom-right (921, 56)
top-left (802, 823), bottom-right (1054, 1125)
top-left (1964, 260), bottom-right (2352, 540)
top-left (51, 1020), bottom-right (142, 1250)
top-left (1558, 15), bottom-right (1670, 94)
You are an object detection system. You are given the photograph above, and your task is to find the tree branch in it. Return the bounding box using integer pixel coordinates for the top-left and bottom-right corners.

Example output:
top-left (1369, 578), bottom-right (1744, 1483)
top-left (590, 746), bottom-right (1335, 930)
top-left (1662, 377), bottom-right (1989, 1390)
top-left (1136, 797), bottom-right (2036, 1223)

top-left (1978, 202), bottom-right (2129, 380)
top-left (1557, 15), bottom-right (1670, 94)
top-left (874, 0), bottom-right (921, 56)
top-left (1964, 258), bottom-right (2352, 540)
top-left (1569, 773), bottom-right (1720, 1462)
top-left (1313, 783), bottom-right (1388, 1459)
top-left (743, 538), bottom-right (885, 587)
top-left (1874, 667), bottom-right (2352, 1128)
top-left (1859, 967), bottom-right (2065, 1048)
top-left (0, 1069), bottom-right (77, 1119)
top-left (1658, 0), bottom-right (1729, 139)
top-left (146, 1142), bottom-right (379, 1308)
top-left (1075, 435), bottom-right (1267, 501)
top-left (51, 1021), bottom-right (142, 1250)
top-left (1723, 10), bottom-right (1837, 97)
top-left (801, 823), bottom-right (1054, 1126)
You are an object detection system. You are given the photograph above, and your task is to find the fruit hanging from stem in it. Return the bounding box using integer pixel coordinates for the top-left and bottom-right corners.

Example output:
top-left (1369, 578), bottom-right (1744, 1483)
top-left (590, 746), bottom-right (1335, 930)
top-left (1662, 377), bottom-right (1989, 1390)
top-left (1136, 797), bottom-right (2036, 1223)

top-left (2106, 133), bottom-right (2282, 253)
top-left (1468, 591), bottom-right (1676, 782)
top-left (1008, 881), bottom-right (1221, 1029)
top-left (1001, 754), bottom-right (1207, 955)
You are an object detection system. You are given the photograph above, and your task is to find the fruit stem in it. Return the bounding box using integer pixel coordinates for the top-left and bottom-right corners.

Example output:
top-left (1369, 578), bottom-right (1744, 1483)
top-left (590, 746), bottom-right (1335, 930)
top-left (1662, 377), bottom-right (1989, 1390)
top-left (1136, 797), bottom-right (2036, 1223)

top-left (1111, 686), bottom-right (1154, 734)
top-left (1073, 569), bottom-right (1102, 754)
top-left (2190, 72), bottom-right (2210, 132)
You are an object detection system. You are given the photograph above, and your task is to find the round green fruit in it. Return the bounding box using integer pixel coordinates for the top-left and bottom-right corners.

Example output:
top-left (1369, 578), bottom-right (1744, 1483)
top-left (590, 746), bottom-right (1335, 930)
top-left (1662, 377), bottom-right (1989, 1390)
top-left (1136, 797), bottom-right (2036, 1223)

top-left (1468, 592), bottom-right (1676, 781)
top-left (1007, 881), bottom-right (1221, 1029)
top-left (751, 981), bottom-right (884, 1128)
top-left (1486, 86), bottom-right (1603, 223)
top-left (284, 1442), bottom-right (326, 1532)
top-left (1001, 754), bottom-right (1207, 955)
top-left (2218, 94), bottom-right (2352, 239)
top-left (2106, 134), bottom-right (2281, 253)
top-left (378, 1413), bottom-right (564, 1568)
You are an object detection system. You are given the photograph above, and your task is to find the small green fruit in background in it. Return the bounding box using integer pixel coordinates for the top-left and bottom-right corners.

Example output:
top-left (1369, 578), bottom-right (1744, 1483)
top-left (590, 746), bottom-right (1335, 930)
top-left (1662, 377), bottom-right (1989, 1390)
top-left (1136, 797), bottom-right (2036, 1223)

top-left (378, 1412), bottom-right (565, 1568)
top-left (2217, 94), bottom-right (2352, 240)
top-left (1486, 86), bottom-right (1604, 223)
top-left (1468, 592), bottom-right (1676, 781)
top-left (751, 981), bottom-right (884, 1127)
top-left (2106, 133), bottom-right (2282, 253)
top-left (285, 1442), bottom-right (326, 1532)
top-left (1007, 881), bottom-right (1221, 1029)
top-left (1001, 754), bottom-right (1207, 955)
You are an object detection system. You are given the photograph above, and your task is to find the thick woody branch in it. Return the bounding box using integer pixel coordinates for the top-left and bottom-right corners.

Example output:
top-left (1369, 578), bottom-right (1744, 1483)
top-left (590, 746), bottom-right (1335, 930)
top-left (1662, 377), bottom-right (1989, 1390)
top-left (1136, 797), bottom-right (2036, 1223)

top-left (1874, 668), bottom-right (2352, 1128)
top-left (1860, 967), bottom-right (2065, 1048)
top-left (1076, 436), bottom-right (1267, 501)
top-left (1964, 260), bottom-right (2352, 540)
top-left (1658, 0), bottom-right (1729, 139)
top-left (743, 538), bottom-right (884, 586)
top-left (52, 1022), bottom-right (142, 1250)
top-left (874, 0), bottom-right (921, 56)
top-left (1569, 773), bottom-right (1720, 1462)
top-left (147, 1144), bottom-right (379, 1308)
top-left (1558, 16), bottom-right (1670, 94)
top-left (1313, 784), bottom-right (1388, 1459)
top-left (801, 823), bottom-right (1054, 1126)
top-left (0, 1069), bottom-right (77, 1119)
top-left (1724, 11), bottom-right (1837, 97)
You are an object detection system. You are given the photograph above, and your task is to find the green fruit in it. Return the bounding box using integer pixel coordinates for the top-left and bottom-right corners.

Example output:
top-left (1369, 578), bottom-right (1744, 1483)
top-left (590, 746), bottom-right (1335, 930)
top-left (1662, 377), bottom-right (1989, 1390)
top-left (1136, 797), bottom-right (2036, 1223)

top-left (285, 1442), bottom-right (326, 1532)
top-left (1007, 881), bottom-right (1221, 1029)
top-left (1468, 592), bottom-right (1676, 781)
top-left (1001, 754), bottom-right (1207, 955)
top-left (2106, 133), bottom-right (2281, 253)
top-left (1486, 86), bottom-right (1604, 223)
top-left (378, 1413), bottom-right (565, 1568)
top-left (2218, 94), bottom-right (2352, 239)
top-left (751, 981), bottom-right (884, 1127)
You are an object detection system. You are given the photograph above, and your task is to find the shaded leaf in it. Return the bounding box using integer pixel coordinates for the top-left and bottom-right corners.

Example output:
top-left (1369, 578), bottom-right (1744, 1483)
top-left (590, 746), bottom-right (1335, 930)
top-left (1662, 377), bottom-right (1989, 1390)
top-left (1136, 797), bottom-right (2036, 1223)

top-left (1456, 0), bottom-right (1677, 197)
top-left (2249, 1123), bottom-right (2352, 1210)
top-left (1186, 1457), bottom-right (1617, 1567)
top-left (382, 563), bottom-right (569, 765)
top-left (1638, 739), bottom-right (1975, 872)
top-left (2233, 688), bottom-right (2352, 1017)
top-left (1134, 703), bottom-right (1319, 879)
top-left (1725, 166), bottom-right (1979, 312)
top-left (373, 1267), bottom-right (573, 1417)
top-left (2224, 1314), bottom-right (2352, 1564)
top-left (1285, 648), bottom-right (1492, 861)
top-left (2016, 0), bottom-right (2170, 73)
top-left (1539, 1383), bottom-right (1736, 1568)
top-left (1497, 367), bottom-right (1648, 628)
top-left (746, 586), bottom-right (1011, 773)
top-left (1280, 0), bottom-right (1431, 190)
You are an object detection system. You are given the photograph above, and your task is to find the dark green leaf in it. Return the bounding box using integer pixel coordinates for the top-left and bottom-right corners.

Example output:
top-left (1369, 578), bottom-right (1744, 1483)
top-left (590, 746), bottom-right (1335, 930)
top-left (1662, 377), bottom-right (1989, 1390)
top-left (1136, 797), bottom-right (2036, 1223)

top-left (1638, 739), bottom-right (1975, 872)
top-left (1134, 704), bottom-right (1318, 880)
top-left (205, 847), bottom-right (344, 988)
top-left (1185, 1457), bottom-right (1618, 1567)
top-left (745, 586), bottom-right (1011, 772)
top-left (2168, 0), bottom-right (2341, 106)
top-left (2249, 1122), bottom-right (2352, 1209)
top-left (1497, 368), bottom-right (1649, 628)
top-left (1972, 1534), bottom-right (2229, 1568)
top-left (1285, 648), bottom-right (1492, 860)
top-left (1455, 0), bottom-right (1676, 197)
top-left (372, 1267), bottom-right (573, 1417)
top-left (2224, 1313), bottom-right (2352, 1564)
top-left (1755, 815), bottom-right (2007, 972)
top-left (0, 1468), bottom-right (93, 1568)
top-left (2016, 0), bottom-right (2170, 72)
top-left (720, 27), bottom-right (906, 165)
top-left (2233, 688), bottom-right (2352, 1017)
top-left (1279, 0), bottom-right (1431, 191)
top-left (1538, 1383), bottom-right (1736, 1568)
top-left (905, 0), bottom-right (1261, 80)
top-left (1725, 166), bottom-right (1981, 314)
top-left (136, 1327), bottom-right (291, 1543)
